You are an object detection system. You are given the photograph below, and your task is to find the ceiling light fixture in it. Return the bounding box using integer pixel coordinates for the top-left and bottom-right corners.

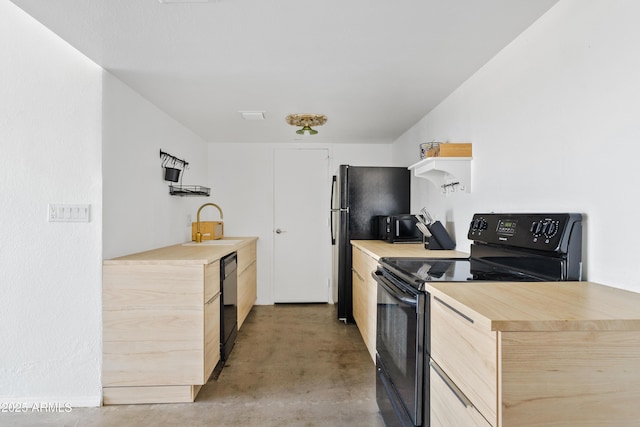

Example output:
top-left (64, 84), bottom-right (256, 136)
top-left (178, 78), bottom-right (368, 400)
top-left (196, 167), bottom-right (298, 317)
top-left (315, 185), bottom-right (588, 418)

top-left (286, 114), bottom-right (327, 135)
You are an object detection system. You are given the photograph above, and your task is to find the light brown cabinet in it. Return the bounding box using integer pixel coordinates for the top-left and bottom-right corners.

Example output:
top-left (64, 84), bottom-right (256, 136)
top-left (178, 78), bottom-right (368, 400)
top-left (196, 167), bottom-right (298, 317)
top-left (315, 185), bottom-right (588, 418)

top-left (237, 241), bottom-right (257, 330)
top-left (427, 281), bottom-right (640, 426)
top-left (102, 261), bottom-right (220, 405)
top-left (351, 245), bottom-right (379, 362)
top-left (429, 361), bottom-right (490, 427)
top-left (430, 293), bottom-right (496, 424)
top-left (101, 238), bottom-right (257, 405)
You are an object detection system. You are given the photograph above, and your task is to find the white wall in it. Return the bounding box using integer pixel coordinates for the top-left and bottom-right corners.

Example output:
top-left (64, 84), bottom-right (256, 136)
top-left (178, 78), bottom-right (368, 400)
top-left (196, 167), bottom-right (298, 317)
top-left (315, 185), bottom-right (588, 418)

top-left (0, 1), bottom-right (103, 406)
top-left (393, 0), bottom-right (640, 291)
top-left (102, 74), bottom-right (209, 259)
top-left (207, 142), bottom-right (393, 304)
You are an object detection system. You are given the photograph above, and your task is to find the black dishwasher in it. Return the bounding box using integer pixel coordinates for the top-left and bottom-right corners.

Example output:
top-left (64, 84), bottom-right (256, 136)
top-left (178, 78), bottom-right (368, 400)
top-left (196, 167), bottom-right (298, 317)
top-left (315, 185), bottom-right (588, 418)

top-left (220, 252), bottom-right (238, 362)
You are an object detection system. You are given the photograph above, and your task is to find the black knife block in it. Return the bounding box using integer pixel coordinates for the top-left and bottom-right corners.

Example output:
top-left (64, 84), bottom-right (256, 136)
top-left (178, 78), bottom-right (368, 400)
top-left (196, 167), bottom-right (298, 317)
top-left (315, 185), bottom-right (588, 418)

top-left (423, 221), bottom-right (456, 250)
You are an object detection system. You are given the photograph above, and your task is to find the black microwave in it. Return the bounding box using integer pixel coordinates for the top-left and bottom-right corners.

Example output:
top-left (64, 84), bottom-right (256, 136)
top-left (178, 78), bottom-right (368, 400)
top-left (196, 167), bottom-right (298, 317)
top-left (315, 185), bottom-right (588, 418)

top-left (377, 214), bottom-right (423, 243)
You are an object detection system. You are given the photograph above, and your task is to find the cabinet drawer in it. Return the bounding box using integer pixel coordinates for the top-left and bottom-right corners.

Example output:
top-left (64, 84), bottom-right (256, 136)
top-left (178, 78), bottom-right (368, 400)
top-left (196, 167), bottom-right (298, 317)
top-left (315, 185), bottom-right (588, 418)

top-left (352, 247), bottom-right (378, 277)
top-left (352, 248), bottom-right (379, 287)
top-left (352, 269), bottom-right (365, 327)
top-left (204, 261), bottom-right (220, 303)
top-left (351, 247), bottom-right (367, 278)
top-left (363, 268), bottom-right (377, 361)
top-left (430, 361), bottom-right (491, 427)
top-left (430, 294), bottom-right (497, 424)
top-left (237, 242), bottom-right (256, 274)
top-left (238, 261), bottom-right (257, 329)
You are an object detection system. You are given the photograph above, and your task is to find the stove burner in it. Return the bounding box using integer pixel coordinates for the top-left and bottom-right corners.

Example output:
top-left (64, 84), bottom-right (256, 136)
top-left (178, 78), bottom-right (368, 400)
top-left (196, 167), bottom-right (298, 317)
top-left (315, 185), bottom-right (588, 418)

top-left (380, 258), bottom-right (545, 289)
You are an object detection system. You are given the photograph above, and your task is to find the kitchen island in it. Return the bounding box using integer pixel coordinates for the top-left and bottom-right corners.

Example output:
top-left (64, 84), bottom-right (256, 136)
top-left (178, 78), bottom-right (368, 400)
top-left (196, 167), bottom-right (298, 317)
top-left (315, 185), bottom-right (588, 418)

top-left (350, 240), bottom-right (468, 361)
top-left (102, 237), bottom-right (257, 405)
top-left (427, 281), bottom-right (640, 426)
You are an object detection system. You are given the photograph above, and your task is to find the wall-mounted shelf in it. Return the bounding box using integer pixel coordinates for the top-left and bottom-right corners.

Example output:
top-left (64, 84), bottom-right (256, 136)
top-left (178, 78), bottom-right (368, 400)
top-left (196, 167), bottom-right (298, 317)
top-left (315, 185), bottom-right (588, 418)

top-left (169, 185), bottom-right (210, 197)
top-left (160, 149), bottom-right (209, 196)
top-left (408, 157), bottom-right (472, 194)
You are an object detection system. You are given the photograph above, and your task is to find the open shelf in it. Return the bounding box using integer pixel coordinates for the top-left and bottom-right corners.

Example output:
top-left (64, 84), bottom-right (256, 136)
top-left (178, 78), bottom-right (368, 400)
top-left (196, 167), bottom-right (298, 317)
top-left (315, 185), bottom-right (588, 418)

top-left (169, 185), bottom-right (211, 197)
top-left (408, 157), bottom-right (472, 194)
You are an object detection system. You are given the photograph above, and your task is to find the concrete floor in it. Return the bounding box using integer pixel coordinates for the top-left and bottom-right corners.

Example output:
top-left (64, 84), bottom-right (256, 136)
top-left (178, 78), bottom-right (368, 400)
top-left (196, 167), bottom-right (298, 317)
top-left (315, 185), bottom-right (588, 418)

top-left (1, 304), bottom-right (385, 427)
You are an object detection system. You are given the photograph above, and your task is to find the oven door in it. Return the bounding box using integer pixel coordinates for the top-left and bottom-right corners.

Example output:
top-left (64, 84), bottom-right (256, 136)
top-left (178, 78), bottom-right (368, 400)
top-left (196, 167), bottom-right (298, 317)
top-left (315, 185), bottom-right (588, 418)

top-left (373, 270), bottom-right (426, 426)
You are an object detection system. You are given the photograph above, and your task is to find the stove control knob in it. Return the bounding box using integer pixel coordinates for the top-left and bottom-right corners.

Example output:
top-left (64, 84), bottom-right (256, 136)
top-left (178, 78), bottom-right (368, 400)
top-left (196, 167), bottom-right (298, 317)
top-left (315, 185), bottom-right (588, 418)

top-left (545, 221), bottom-right (559, 238)
top-left (471, 218), bottom-right (487, 231)
top-left (533, 221), bottom-right (543, 235)
top-left (541, 222), bottom-right (549, 234)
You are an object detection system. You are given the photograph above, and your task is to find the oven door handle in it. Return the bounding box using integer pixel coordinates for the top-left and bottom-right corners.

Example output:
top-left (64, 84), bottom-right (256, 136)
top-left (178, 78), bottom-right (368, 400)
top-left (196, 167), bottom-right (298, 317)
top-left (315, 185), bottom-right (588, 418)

top-left (372, 271), bottom-right (418, 307)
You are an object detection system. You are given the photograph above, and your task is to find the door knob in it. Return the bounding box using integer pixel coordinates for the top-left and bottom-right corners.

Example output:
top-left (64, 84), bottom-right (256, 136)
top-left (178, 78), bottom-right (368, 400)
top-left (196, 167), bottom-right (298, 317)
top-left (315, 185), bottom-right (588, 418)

top-left (275, 228), bottom-right (286, 234)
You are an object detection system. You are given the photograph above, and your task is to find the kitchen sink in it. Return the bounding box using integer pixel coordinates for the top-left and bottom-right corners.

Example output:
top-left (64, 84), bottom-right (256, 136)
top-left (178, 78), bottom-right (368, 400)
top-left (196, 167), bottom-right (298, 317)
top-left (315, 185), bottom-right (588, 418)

top-left (182, 239), bottom-right (243, 246)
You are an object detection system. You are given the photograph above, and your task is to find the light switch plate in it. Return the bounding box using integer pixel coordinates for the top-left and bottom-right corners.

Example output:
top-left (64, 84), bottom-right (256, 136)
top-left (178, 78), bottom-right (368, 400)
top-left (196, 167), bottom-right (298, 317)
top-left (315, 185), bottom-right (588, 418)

top-left (48, 204), bottom-right (90, 223)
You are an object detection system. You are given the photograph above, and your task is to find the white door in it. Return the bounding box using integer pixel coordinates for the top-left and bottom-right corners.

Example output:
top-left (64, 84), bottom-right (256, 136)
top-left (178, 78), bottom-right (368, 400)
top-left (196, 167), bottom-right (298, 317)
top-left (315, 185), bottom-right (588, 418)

top-left (273, 148), bottom-right (331, 303)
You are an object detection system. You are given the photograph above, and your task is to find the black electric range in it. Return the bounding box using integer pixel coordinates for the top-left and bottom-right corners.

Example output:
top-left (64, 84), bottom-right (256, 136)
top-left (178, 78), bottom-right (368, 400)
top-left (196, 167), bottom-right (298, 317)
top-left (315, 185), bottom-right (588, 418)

top-left (373, 213), bottom-right (583, 427)
top-left (379, 212), bottom-right (583, 290)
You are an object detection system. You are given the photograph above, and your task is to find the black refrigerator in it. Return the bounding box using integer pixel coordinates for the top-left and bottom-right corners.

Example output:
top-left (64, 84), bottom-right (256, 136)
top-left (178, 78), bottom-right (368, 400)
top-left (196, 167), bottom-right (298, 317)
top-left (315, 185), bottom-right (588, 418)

top-left (330, 165), bottom-right (411, 323)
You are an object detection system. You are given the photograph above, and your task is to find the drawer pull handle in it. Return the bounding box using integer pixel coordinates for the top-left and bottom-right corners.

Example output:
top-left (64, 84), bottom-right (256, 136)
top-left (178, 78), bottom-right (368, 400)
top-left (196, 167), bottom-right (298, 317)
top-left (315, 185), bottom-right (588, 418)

top-left (239, 259), bottom-right (257, 275)
top-left (434, 296), bottom-right (474, 324)
top-left (352, 268), bottom-right (364, 281)
top-left (205, 291), bottom-right (221, 305)
top-left (430, 359), bottom-right (471, 409)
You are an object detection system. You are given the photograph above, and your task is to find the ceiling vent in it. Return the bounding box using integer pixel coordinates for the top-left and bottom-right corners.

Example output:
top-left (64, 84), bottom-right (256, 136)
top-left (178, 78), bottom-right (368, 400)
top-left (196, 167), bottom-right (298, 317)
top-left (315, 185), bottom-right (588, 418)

top-left (158, 0), bottom-right (212, 4)
top-left (239, 111), bottom-right (265, 121)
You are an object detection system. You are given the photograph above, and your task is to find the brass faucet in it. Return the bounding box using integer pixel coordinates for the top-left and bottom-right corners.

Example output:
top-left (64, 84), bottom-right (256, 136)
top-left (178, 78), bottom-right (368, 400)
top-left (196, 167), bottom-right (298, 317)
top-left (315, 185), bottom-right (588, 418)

top-left (195, 203), bottom-right (224, 243)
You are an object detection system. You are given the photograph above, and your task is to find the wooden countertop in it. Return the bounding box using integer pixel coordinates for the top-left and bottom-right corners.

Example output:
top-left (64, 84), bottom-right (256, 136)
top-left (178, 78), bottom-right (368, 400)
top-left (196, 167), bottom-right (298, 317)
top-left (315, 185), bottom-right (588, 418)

top-left (351, 239), bottom-right (468, 261)
top-left (427, 281), bottom-right (640, 332)
top-left (104, 237), bottom-right (258, 265)
top-left (353, 240), bottom-right (640, 332)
